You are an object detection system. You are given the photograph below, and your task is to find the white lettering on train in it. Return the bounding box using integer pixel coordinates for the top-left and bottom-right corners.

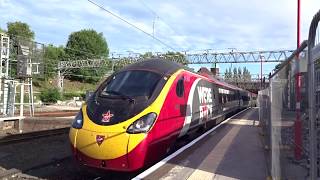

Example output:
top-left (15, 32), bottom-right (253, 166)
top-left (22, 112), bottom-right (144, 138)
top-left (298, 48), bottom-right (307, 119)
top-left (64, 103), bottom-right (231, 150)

top-left (197, 87), bottom-right (212, 104)
top-left (197, 86), bottom-right (213, 121)
top-left (199, 104), bottom-right (213, 119)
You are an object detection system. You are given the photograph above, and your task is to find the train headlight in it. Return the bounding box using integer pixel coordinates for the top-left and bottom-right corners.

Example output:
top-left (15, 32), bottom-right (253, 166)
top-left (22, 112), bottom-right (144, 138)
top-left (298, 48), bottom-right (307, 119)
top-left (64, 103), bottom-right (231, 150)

top-left (127, 113), bottom-right (157, 134)
top-left (72, 110), bottom-right (83, 129)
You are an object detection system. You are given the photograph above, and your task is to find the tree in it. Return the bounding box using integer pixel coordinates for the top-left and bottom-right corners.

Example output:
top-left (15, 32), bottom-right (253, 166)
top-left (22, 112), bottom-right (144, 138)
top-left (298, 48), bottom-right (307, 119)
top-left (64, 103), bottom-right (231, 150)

top-left (225, 66), bottom-right (251, 82)
top-left (44, 44), bottom-right (66, 78)
top-left (233, 67), bottom-right (238, 82)
top-left (7, 21), bottom-right (34, 40)
top-left (238, 67), bottom-right (242, 81)
top-left (224, 69), bottom-right (229, 81)
top-left (65, 29), bottom-right (109, 83)
top-left (140, 52), bottom-right (154, 59)
top-left (66, 29), bottom-right (108, 59)
top-left (0, 27), bottom-right (5, 33)
top-left (228, 67), bottom-right (232, 81)
top-left (242, 67), bottom-right (251, 82)
top-left (224, 67), bottom-right (232, 81)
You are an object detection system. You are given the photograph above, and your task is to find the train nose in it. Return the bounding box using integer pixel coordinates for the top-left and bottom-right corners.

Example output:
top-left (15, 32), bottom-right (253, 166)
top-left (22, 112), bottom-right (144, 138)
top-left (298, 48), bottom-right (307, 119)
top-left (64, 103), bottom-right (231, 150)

top-left (70, 128), bottom-right (130, 169)
top-left (76, 129), bottom-right (129, 159)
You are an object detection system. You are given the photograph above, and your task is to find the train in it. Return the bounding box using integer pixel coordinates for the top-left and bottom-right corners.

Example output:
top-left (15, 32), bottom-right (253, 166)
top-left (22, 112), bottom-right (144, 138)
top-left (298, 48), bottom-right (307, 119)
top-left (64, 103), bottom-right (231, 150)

top-left (69, 59), bottom-right (256, 172)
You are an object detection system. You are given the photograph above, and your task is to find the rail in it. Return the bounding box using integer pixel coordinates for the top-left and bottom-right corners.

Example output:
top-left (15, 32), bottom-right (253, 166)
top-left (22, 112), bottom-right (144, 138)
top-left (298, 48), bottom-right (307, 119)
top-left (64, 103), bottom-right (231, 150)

top-left (0, 127), bottom-right (69, 145)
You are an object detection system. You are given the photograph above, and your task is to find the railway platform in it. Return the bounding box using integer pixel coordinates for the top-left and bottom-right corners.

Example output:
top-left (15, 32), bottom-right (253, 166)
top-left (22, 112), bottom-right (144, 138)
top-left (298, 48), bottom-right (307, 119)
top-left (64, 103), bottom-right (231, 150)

top-left (134, 108), bottom-right (268, 180)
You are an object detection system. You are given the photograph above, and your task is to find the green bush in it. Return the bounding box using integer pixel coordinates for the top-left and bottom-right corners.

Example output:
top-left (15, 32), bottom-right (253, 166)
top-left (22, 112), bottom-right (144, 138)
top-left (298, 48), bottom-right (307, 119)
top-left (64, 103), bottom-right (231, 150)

top-left (39, 88), bottom-right (61, 103)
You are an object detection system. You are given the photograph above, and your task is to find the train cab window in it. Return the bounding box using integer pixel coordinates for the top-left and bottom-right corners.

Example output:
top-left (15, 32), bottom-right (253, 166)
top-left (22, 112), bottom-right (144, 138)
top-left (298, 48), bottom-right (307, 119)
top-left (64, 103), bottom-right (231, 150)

top-left (176, 77), bottom-right (184, 97)
top-left (101, 70), bottom-right (161, 98)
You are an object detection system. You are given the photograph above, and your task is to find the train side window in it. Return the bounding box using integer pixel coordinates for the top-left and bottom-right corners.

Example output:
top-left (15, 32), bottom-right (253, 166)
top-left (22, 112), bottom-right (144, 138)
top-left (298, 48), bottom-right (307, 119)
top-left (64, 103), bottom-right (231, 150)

top-left (176, 77), bottom-right (184, 97)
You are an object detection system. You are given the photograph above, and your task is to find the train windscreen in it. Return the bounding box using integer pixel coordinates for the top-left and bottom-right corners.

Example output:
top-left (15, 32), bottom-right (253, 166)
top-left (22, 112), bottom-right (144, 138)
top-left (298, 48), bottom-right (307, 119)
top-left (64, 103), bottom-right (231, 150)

top-left (101, 70), bottom-right (161, 98)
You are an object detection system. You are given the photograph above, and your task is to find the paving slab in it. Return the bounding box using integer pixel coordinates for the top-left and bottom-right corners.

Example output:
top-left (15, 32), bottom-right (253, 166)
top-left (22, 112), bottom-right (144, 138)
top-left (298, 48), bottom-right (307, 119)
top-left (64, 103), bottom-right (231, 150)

top-left (143, 108), bottom-right (268, 180)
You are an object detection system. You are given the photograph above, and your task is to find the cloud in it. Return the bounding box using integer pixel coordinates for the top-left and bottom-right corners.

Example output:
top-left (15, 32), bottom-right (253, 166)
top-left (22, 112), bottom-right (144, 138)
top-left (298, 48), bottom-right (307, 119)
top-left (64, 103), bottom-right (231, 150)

top-left (0, 0), bottom-right (319, 53)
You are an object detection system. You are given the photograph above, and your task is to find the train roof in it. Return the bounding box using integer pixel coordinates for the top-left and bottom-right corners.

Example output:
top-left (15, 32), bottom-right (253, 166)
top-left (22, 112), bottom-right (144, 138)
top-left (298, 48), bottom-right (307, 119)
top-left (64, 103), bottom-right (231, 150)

top-left (199, 72), bottom-right (243, 91)
top-left (196, 68), bottom-right (244, 91)
top-left (120, 58), bottom-right (183, 76)
top-left (120, 58), bottom-right (248, 93)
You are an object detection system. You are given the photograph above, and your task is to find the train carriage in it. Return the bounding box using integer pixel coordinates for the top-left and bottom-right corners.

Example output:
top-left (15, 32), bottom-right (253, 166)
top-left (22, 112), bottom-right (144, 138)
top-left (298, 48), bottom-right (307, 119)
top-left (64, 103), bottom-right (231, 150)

top-left (69, 59), bottom-right (252, 171)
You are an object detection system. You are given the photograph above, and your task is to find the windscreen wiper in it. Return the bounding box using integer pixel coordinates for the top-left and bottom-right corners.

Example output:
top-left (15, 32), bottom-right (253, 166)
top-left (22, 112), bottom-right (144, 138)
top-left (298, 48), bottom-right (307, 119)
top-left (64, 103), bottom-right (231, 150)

top-left (105, 90), bottom-right (135, 103)
top-left (94, 89), bottom-right (102, 105)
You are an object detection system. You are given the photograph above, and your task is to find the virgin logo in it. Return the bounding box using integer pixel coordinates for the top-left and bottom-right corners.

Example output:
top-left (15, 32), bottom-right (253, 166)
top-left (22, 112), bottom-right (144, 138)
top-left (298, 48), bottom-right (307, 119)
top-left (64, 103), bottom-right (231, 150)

top-left (102, 110), bottom-right (114, 122)
top-left (96, 135), bottom-right (105, 146)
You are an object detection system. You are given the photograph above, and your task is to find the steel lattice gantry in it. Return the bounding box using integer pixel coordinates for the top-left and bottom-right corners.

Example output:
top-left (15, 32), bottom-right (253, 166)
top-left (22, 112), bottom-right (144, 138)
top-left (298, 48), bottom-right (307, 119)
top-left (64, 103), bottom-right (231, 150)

top-left (57, 50), bottom-right (295, 70)
top-left (58, 59), bottom-right (110, 70)
top-left (186, 50), bottom-right (295, 64)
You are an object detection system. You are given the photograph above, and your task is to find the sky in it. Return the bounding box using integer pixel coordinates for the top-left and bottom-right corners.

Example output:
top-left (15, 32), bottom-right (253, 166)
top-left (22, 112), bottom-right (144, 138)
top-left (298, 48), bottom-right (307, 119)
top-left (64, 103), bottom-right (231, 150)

top-left (0, 0), bottom-right (320, 76)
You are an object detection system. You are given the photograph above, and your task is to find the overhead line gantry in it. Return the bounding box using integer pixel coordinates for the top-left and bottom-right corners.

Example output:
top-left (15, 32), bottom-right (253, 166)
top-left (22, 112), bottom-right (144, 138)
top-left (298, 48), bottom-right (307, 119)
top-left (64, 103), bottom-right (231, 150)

top-left (58, 50), bottom-right (296, 70)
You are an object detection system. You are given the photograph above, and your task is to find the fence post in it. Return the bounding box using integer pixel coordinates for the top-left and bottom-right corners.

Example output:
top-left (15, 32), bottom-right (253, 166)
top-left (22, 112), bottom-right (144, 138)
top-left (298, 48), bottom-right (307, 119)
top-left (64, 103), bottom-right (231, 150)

top-left (307, 9), bottom-right (320, 180)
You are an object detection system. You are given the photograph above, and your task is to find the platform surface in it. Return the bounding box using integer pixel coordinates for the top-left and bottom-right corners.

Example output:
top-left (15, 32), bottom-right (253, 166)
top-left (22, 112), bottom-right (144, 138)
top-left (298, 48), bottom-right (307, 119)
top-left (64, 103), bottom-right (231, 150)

top-left (142, 108), bottom-right (268, 180)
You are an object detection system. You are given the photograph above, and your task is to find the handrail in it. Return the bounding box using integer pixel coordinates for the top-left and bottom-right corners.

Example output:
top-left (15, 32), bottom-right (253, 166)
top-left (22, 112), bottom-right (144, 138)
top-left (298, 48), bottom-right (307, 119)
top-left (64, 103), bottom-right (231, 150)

top-left (269, 40), bottom-right (307, 79)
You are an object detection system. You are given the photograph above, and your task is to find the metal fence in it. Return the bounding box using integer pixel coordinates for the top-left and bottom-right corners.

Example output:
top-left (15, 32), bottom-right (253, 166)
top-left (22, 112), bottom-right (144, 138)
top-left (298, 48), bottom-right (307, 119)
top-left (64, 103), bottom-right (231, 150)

top-left (258, 9), bottom-right (320, 180)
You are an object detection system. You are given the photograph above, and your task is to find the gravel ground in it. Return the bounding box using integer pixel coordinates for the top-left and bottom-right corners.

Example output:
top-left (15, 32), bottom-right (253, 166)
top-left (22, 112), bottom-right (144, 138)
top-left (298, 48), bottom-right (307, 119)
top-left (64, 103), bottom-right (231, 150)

top-left (0, 134), bottom-right (70, 171)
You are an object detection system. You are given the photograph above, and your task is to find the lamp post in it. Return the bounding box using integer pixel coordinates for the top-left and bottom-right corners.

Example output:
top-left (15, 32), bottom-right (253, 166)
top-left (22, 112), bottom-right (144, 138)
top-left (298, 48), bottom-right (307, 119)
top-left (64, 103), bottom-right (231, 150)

top-left (260, 55), bottom-right (264, 90)
top-left (294, 0), bottom-right (302, 161)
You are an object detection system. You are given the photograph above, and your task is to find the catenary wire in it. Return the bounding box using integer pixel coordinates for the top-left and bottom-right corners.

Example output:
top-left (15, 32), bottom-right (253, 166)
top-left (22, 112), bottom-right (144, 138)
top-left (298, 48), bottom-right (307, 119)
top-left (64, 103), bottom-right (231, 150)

top-left (87, 0), bottom-right (177, 51)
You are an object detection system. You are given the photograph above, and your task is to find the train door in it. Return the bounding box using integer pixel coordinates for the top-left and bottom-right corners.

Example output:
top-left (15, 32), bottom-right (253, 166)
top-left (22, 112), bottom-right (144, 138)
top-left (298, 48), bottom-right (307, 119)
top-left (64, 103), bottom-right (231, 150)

top-left (236, 90), bottom-right (241, 108)
top-left (176, 75), bottom-right (188, 118)
top-left (212, 84), bottom-right (219, 116)
top-left (217, 85), bottom-right (224, 113)
top-left (239, 91), bottom-right (244, 107)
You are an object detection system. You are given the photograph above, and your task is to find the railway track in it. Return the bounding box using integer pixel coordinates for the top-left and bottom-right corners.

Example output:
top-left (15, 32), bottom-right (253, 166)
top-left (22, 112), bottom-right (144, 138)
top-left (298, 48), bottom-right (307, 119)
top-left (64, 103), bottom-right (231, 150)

top-left (33, 111), bottom-right (78, 117)
top-left (0, 127), bottom-right (69, 146)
